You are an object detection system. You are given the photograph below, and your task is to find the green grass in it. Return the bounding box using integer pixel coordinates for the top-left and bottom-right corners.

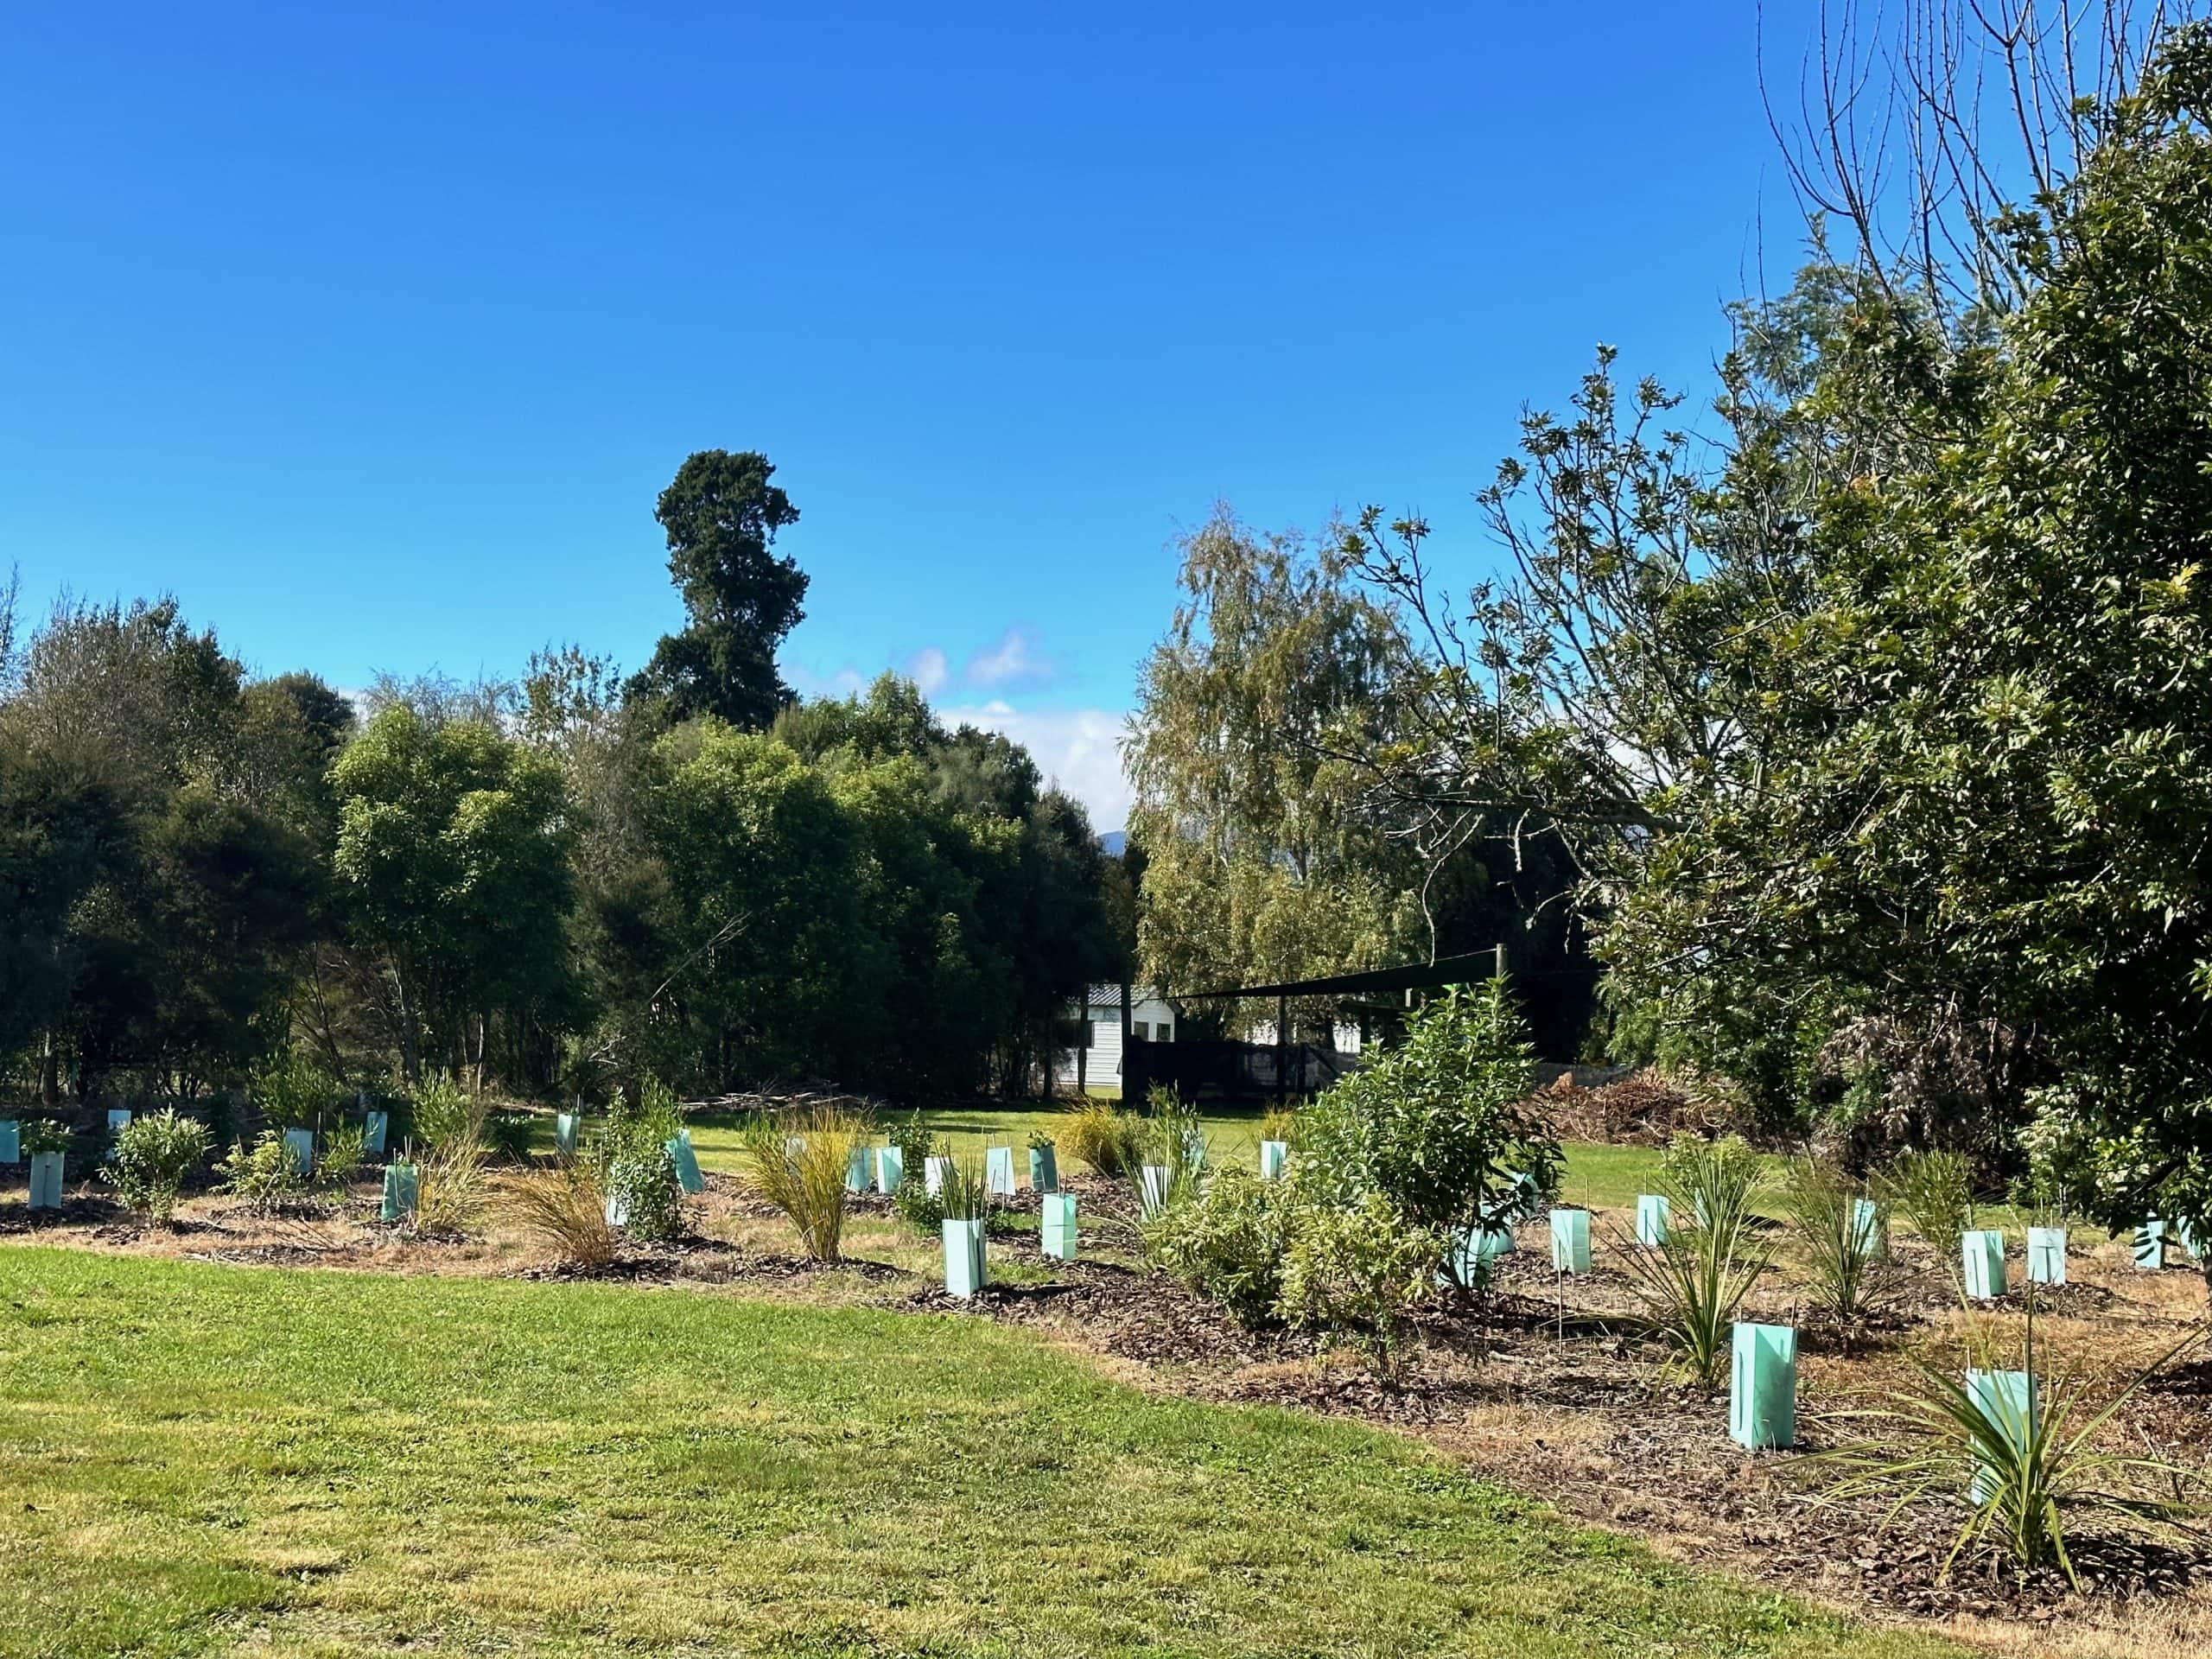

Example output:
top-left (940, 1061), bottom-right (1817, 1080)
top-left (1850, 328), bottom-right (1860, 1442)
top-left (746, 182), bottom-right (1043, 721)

top-left (0, 1249), bottom-right (1957, 1658)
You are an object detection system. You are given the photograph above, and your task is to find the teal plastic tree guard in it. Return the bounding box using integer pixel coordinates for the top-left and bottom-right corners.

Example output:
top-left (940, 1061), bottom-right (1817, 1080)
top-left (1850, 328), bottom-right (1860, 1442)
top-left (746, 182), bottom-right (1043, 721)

top-left (0, 1121), bottom-right (18, 1165)
top-left (943, 1217), bottom-right (987, 1299)
top-left (1041, 1193), bottom-right (1077, 1261)
top-left (1636, 1193), bottom-right (1671, 1248)
top-left (2135, 1219), bottom-right (2167, 1271)
top-left (986, 1146), bottom-right (1017, 1197)
top-left (2027, 1226), bottom-right (2067, 1286)
top-left (1961, 1229), bottom-right (2007, 1299)
top-left (26, 1152), bottom-right (64, 1211)
top-left (924, 1154), bottom-right (950, 1198)
top-left (283, 1127), bottom-right (315, 1178)
top-left (1028, 1142), bottom-right (1058, 1193)
top-left (875, 1144), bottom-right (904, 1193)
top-left (1550, 1208), bottom-right (1591, 1274)
top-left (603, 1189), bottom-right (629, 1227)
top-left (1446, 1224), bottom-right (1515, 1283)
top-left (552, 1112), bottom-right (576, 1156)
top-left (1259, 1140), bottom-right (1288, 1181)
top-left (1729, 1322), bottom-right (1797, 1449)
top-left (1140, 1164), bottom-right (1171, 1218)
top-left (1967, 1368), bottom-right (2037, 1502)
top-left (365, 1109), bottom-right (391, 1156)
top-left (1182, 1128), bottom-right (1208, 1171)
top-left (106, 1108), bottom-right (132, 1137)
top-left (1851, 1198), bottom-right (1885, 1258)
top-left (845, 1145), bottom-right (869, 1193)
top-left (666, 1135), bottom-right (705, 1194)
top-left (381, 1163), bottom-right (418, 1222)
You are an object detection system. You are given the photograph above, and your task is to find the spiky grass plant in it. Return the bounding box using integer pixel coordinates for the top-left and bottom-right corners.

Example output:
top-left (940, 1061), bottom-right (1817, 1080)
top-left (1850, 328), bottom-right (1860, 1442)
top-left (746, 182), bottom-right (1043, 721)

top-left (741, 1106), bottom-right (863, 1262)
top-left (1790, 1159), bottom-right (1893, 1351)
top-left (410, 1076), bottom-right (492, 1236)
top-left (1063, 1098), bottom-right (1145, 1177)
top-left (1817, 1297), bottom-right (2205, 1586)
top-left (499, 1160), bottom-right (619, 1267)
top-left (1877, 1149), bottom-right (1975, 1269)
top-left (935, 1154), bottom-right (991, 1223)
top-left (1609, 1201), bottom-right (1773, 1389)
top-left (1659, 1134), bottom-right (1766, 1238)
top-left (1130, 1085), bottom-right (1205, 1218)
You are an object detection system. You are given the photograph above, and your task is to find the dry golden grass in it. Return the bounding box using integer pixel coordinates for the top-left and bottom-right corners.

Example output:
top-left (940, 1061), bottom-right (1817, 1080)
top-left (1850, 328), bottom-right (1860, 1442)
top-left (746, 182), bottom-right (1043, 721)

top-left (496, 1161), bottom-right (618, 1267)
top-left (741, 1106), bottom-right (863, 1261)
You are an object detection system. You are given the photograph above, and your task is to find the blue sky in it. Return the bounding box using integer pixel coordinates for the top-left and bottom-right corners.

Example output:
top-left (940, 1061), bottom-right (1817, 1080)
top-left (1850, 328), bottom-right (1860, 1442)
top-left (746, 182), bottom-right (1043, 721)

top-left (1, 2), bottom-right (1822, 828)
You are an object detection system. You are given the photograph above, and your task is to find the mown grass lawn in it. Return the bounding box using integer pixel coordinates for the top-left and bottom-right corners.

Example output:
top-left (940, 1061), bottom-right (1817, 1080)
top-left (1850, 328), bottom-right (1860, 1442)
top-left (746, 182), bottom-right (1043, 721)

top-left (0, 1248), bottom-right (1959, 1659)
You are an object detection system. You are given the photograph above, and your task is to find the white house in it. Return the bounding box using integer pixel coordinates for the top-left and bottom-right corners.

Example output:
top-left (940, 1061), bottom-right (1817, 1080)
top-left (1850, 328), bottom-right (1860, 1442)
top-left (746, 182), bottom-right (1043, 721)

top-left (1054, 983), bottom-right (1176, 1095)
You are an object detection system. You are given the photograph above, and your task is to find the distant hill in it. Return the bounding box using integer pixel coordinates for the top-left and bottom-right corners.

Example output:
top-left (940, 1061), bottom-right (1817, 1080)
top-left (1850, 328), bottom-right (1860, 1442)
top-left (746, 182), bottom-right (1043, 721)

top-left (1099, 830), bottom-right (1127, 856)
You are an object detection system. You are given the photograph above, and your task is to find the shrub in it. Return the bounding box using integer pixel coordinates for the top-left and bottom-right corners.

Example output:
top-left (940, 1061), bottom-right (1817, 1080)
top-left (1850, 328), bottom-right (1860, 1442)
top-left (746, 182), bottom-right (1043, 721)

top-left (1297, 978), bottom-right (1560, 1236)
top-left (1258, 1106), bottom-right (1299, 1148)
top-left (317, 1124), bottom-right (369, 1193)
top-left (249, 1052), bottom-right (336, 1130)
top-left (1281, 1190), bottom-right (1441, 1377)
top-left (1145, 1165), bottom-right (1290, 1326)
top-left (104, 1109), bottom-right (212, 1221)
top-left (217, 1131), bottom-right (314, 1213)
top-left (1789, 1160), bottom-right (1892, 1349)
top-left (485, 1110), bottom-right (537, 1163)
top-left (20, 1118), bottom-right (71, 1156)
top-left (410, 1072), bottom-right (480, 1152)
top-left (499, 1161), bottom-right (618, 1267)
top-left (1878, 1149), bottom-right (1975, 1268)
top-left (599, 1084), bottom-right (682, 1243)
top-left (743, 1107), bottom-right (863, 1262)
top-left (1063, 1098), bottom-right (1144, 1178)
top-left (890, 1111), bottom-right (944, 1230)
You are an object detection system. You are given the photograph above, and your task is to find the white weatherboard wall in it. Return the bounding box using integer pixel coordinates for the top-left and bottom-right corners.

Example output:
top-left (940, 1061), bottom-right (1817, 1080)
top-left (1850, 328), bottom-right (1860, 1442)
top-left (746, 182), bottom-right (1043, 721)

top-left (1052, 987), bottom-right (1176, 1092)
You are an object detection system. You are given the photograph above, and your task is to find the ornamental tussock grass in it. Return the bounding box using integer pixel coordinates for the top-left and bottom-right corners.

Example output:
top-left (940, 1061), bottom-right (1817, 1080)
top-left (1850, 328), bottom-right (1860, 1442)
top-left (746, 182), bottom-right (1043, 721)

top-left (1790, 1158), bottom-right (1895, 1351)
top-left (1063, 1097), bottom-right (1145, 1177)
top-left (1877, 1149), bottom-right (1975, 1268)
top-left (743, 1106), bottom-right (864, 1261)
top-left (499, 1160), bottom-right (618, 1267)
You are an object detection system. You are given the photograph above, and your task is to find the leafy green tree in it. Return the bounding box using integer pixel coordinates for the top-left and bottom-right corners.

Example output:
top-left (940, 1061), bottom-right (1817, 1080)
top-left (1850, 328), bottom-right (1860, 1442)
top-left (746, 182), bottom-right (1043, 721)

top-left (330, 706), bottom-right (574, 1084)
top-left (628, 450), bottom-right (808, 729)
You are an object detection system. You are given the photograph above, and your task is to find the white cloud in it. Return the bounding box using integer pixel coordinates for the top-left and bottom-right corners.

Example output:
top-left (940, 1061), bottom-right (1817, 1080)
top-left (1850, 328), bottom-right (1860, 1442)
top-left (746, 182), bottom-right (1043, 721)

top-left (939, 700), bottom-right (1133, 831)
top-left (906, 646), bottom-right (950, 696)
top-left (785, 663), bottom-right (868, 697)
top-left (963, 626), bottom-right (1048, 688)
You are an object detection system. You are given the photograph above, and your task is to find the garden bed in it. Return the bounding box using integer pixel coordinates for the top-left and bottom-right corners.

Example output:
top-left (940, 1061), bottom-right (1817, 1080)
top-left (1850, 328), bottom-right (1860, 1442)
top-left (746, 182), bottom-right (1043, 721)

top-left (4, 1160), bottom-right (2210, 1653)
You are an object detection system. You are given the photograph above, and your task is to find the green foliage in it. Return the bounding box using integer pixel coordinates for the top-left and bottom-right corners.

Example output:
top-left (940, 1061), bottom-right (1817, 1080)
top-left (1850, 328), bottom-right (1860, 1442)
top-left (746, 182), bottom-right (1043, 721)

top-left (216, 1132), bottom-right (314, 1214)
top-left (599, 1084), bottom-right (682, 1243)
top-left (485, 1110), bottom-right (536, 1163)
top-left (626, 449), bottom-right (809, 730)
top-left (933, 1154), bottom-right (990, 1224)
top-left (1877, 1150), bottom-right (1974, 1267)
top-left (19, 1118), bottom-right (71, 1156)
top-left (409, 1073), bottom-right (478, 1151)
top-left (1819, 1310), bottom-right (2205, 1586)
top-left (742, 1109), bottom-right (862, 1262)
top-left (1143, 1165), bottom-right (1290, 1327)
top-left (1296, 979), bottom-right (1559, 1236)
top-left (330, 704), bottom-right (575, 1085)
top-left (249, 1052), bottom-right (334, 1129)
top-left (316, 1124), bottom-right (368, 1192)
top-left (1280, 1191), bottom-right (1441, 1377)
top-left (1788, 1161), bottom-right (1891, 1349)
top-left (1132, 1084), bottom-right (1206, 1213)
top-left (887, 1112), bottom-right (944, 1230)
top-left (1612, 1142), bottom-right (1774, 1389)
top-left (102, 1109), bottom-right (212, 1220)
top-left (1658, 1135), bottom-right (1767, 1242)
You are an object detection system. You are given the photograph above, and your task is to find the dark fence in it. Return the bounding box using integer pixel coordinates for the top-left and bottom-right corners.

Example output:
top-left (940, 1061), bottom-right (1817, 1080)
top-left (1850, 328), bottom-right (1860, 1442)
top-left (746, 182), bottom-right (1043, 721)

top-left (1126, 1038), bottom-right (1363, 1105)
